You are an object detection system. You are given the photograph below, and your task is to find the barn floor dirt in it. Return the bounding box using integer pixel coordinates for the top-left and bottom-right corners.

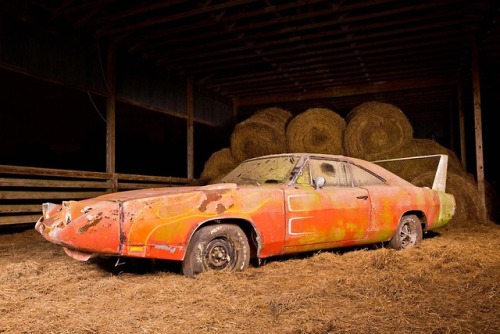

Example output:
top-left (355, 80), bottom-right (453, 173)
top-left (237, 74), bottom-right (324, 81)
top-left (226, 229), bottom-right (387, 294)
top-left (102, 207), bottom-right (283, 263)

top-left (0, 221), bottom-right (498, 334)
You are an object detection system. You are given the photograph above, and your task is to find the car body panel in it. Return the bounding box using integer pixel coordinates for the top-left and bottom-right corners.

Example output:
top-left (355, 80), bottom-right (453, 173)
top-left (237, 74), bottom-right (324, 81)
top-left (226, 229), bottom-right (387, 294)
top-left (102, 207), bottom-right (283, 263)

top-left (35, 153), bottom-right (456, 266)
top-left (284, 185), bottom-right (370, 249)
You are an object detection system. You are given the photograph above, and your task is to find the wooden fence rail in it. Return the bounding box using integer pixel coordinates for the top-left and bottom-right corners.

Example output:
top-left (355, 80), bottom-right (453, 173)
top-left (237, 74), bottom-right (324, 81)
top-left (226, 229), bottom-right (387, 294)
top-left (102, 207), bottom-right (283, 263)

top-left (0, 164), bottom-right (193, 226)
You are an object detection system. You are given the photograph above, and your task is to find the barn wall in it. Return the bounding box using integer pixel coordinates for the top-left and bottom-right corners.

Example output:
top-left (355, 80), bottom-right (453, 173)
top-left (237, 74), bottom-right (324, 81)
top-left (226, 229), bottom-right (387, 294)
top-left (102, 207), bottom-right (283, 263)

top-left (116, 52), bottom-right (187, 117)
top-left (116, 52), bottom-right (233, 126)
top-left (194, 89), bottom-right (232, 126)
top-left (0, 15), bottom-right (231, 177)
top-left (0, 16), bottom-right (106, 92)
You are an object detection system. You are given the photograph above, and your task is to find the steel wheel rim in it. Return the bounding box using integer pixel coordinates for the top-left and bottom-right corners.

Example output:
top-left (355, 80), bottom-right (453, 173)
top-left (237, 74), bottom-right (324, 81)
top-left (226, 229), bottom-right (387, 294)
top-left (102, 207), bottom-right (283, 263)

top-left (400, 222), bottom-right (417, 248)
top-left (203, 238), bottom-right (235, 270)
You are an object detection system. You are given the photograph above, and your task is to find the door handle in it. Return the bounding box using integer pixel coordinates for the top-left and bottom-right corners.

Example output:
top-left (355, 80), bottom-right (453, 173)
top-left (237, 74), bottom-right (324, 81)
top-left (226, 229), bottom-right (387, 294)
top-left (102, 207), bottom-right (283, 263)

top-left (357, 195), bottom-right (368, 200)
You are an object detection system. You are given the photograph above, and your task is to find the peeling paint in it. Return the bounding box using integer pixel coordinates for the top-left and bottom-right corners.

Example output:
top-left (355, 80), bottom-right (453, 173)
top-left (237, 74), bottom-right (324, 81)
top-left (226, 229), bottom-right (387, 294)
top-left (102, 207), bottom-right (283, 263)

top-left (78, 213), bottom-right (104, 234)
top-left (216, 203), bottom-right (233, 214)
top-left (153, 244), bottom-right (184, 253)
top-left (199, 192), bottom-right (222, 212)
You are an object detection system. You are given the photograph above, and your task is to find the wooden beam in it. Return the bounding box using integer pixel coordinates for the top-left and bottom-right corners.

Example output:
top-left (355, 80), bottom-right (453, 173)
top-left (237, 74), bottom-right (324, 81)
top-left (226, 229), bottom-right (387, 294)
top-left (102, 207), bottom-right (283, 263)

top-left (97, 0), bottom-right (257, 37)
top-left (0, 61), bottom-right (108, 97)
top-left (150, 0), bottom-right (452, 55)
top-left (0, 191), bottom-right (106, 200)
top-left (0, 204), bottom-right (42, 214)
top-left (187, 78), bottom-right (194, 179)
top-left (106, 42), bottom-right (117, 192)
top-left (238, 76), bottom-right (455, 106)
top-left (160, 14), bottom-right (474, 67)
top-left (471, 41), bottom-right (485, 206)
top-left (213, 56), bottom-right (446, 87)
top-left (184, 35), bottom-right (464, 75)
top-left (129, 0), bottom-right (328, 50)
top-left (82, 0), bottom-right (187, 27)
top-left (0, 215), bottom-right (41, 226)
top-left (117, 173), bottom-right (192, 183)
top-left (223, 61), bottom-right (457, 96)
top-left (0, 164), bottom-right (110, 178)
top-left (0, 178), bottom-right (111, 188)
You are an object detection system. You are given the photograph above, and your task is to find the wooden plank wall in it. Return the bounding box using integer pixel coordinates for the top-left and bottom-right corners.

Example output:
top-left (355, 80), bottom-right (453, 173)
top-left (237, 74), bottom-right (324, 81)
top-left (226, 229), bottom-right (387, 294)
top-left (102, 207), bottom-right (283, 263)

top-left (0, 165), bottom-right (192, 226)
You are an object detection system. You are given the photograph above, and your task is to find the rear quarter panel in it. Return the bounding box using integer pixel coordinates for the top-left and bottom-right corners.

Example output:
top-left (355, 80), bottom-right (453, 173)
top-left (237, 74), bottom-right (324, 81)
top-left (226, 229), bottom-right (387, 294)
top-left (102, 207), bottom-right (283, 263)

top-left (364, 185), bottom-right (440, 241)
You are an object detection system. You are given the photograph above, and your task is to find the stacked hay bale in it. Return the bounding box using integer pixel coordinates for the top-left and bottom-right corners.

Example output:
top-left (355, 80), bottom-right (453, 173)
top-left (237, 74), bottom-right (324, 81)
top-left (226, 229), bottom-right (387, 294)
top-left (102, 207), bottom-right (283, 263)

top-left (343, 101), bottom-right (413, 161)
top-left (286, 107), bottom-right (346, 155)
top-left (342, 100), bottom-right (489, 226)
top-left (411, 171), bottom-right (488, 227)
top-left (375, 138), bottom-right (466, 182)
top-left (198, 100), bottom-right (493, 226)
top-left (230, 107), bottom-right (292, 163)
top-left (199, 148), bottom-right (238, 184)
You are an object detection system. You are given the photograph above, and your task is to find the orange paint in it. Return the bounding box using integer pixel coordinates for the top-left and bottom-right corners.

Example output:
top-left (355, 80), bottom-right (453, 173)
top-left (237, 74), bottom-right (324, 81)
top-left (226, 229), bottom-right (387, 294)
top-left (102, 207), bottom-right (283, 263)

top-left (35, 153), bottom-right (455, 266)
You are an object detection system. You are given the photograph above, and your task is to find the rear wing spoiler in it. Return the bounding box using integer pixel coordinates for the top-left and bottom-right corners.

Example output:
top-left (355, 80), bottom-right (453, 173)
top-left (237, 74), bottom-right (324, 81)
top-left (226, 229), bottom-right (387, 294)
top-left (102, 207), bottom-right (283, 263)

top-left (373, 154), bottom-right (449, 192)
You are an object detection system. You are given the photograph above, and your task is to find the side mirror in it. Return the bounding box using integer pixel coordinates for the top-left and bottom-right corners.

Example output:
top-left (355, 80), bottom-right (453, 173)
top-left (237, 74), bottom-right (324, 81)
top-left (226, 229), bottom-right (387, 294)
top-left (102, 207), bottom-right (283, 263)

top-left (313, 176), bottom-right (325, 189)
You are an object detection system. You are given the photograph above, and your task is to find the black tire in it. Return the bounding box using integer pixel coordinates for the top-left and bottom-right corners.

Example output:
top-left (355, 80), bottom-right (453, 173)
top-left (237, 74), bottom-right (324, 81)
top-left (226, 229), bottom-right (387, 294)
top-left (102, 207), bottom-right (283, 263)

top-left (182, 224), bottom-right (250, 278)
top-left (387, 214), bottom-right (422, 250)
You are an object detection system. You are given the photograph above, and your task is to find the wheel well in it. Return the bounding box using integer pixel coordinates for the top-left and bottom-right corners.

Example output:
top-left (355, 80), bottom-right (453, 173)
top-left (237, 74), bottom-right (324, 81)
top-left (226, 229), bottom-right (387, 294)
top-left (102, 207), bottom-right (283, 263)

top-left (193, 219), bottom-right (259, 259)
top-left (404, 211), bottom-right (428, 230)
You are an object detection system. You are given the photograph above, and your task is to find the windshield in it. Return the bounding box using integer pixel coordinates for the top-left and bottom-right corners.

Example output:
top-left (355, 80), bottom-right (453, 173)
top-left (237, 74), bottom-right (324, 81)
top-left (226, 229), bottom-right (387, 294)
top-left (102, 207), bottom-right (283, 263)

top-left (221, 156), bottom-right (299, 186)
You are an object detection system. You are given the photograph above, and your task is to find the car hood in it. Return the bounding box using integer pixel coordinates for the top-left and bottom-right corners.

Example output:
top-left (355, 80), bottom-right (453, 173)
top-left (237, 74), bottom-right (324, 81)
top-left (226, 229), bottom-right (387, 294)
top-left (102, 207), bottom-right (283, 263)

top-left (93, 183), bottom-right (239, 202)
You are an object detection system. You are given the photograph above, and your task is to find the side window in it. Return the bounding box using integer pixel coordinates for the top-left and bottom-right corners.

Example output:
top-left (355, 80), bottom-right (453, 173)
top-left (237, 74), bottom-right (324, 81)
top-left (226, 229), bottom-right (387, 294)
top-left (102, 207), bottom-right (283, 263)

top-left (309, 159), bottom-right (350, 187)
top-left (350, 163), bottom-right (385, 186)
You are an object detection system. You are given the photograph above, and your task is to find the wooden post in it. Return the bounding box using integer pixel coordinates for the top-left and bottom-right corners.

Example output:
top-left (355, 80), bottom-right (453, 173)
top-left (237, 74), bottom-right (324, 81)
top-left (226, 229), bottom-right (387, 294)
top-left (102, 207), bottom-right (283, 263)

top-left (471, 41), bottom-right (485, 206)
top-left (106, 42), bottom-right (117, 192)
top-left (187, 78), bottom-right (194, 179)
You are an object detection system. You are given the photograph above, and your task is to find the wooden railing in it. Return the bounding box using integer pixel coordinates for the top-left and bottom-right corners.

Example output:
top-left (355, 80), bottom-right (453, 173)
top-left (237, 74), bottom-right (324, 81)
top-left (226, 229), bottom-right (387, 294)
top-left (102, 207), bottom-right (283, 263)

top-left (0, 164), bottom-right (193, 226)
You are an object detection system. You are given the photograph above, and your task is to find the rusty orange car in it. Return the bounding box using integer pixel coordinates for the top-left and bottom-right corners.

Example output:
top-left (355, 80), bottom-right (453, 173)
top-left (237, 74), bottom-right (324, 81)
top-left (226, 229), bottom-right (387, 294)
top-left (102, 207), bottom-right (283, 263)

top-left (35, 153), bottom-right (455, 277)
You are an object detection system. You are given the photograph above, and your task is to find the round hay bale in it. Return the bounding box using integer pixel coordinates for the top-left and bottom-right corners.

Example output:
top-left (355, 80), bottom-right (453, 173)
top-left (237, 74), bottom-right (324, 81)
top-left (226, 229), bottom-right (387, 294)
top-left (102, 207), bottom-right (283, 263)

top-left (411, 171), bottom-right (488, 227)
top-left (251, 107), bottom-right (292, 126)
top-left (200, 148), bottom-right (237, 183)
top-left (376, 138), bottom-right (465, 182)
top-left (286, 107), bottom-right (346, 155)
top-left (230, 107), bottom-right (292, 162)
top-left (343, 101), bottom-right (413, 160)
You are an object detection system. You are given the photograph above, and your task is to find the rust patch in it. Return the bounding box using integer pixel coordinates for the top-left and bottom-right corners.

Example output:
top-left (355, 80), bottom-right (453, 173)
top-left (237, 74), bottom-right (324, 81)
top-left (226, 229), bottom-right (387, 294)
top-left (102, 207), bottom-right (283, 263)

top-left (199, 192), bottom-right (222, 212)
top-left (78, 213), bottom-right (104, 234)
top-left (216, 203), bottom-right (234, 214)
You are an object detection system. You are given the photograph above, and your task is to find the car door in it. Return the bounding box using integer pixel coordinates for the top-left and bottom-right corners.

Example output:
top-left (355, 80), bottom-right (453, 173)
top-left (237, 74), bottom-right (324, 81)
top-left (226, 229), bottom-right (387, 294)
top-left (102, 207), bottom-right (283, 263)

top-left (283, 158), bottom-right (371, 252)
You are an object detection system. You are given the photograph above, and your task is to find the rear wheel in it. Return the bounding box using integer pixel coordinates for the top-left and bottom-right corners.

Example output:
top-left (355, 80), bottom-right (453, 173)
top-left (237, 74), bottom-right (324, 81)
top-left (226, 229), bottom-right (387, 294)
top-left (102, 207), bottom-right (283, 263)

top-left (182, 224), bottom-right (250, 278)
top-left (387, 214), bottom-right (422, 250)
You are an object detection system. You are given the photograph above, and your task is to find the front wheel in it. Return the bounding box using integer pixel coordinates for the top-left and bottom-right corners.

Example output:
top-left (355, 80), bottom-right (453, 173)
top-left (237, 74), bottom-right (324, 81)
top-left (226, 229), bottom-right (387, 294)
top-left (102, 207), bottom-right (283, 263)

top-left (182, 224), bottom-right (250, 278)
top-left (387, 214), bottom-right (422, 250)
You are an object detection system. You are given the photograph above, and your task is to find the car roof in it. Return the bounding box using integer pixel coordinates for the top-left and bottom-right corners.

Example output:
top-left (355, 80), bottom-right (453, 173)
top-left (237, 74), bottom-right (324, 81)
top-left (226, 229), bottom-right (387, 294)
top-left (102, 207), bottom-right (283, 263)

top-left (243, 153), bottom-right (414, 187)
top-left (244, 152), bottom-right (347, 161)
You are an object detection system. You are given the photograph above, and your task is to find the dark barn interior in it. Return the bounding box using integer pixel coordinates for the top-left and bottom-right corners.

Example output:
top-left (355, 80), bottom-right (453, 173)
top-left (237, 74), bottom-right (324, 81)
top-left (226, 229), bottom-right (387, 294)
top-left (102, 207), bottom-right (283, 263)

top-left (0, 2), bottom-right (499, 333)
top-left (1, 0), bottom-right (500, 226)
